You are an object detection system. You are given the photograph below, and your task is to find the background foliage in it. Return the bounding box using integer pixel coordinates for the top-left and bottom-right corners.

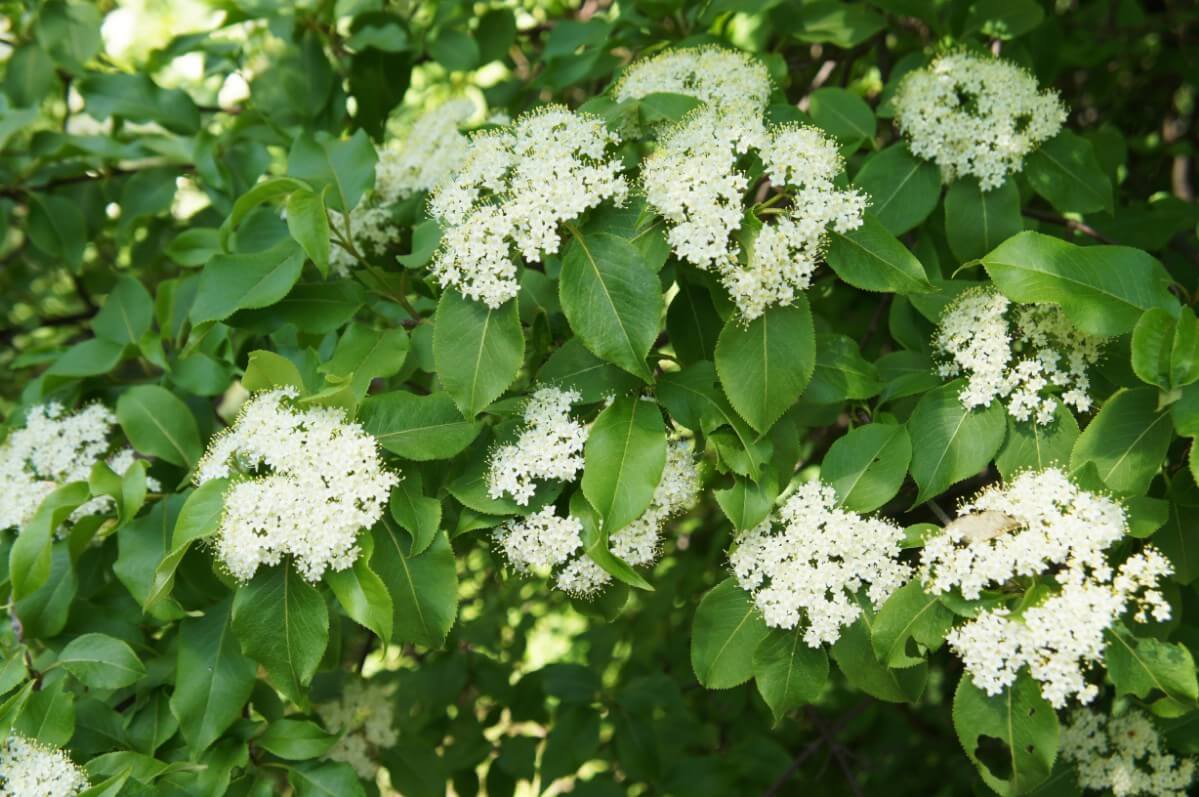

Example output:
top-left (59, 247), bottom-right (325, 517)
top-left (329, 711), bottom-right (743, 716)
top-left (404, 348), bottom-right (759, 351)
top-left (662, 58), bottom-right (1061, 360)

top-left (2, 0), bottom-right (1199, 795)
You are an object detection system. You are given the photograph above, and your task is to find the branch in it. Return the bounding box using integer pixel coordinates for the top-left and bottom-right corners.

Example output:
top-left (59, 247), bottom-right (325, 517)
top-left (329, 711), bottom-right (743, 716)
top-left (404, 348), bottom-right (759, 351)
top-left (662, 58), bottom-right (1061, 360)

top-left (1021, 208), bottom-right (1116, 244)
top-left (0, 163), bottom-right (195, 199)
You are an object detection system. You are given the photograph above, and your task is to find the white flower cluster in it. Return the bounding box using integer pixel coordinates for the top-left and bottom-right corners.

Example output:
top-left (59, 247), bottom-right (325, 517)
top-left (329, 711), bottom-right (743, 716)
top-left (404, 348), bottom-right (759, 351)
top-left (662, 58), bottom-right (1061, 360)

top-left (556, 438), bottom-right (702, 596)
top-left (486, 386), bottom-right (586, 505)
top-left (933, 287), bottom-right (1104, 425)
top-left (375, 98), bottom-right (475, 204)
top-left (428, 106), bottom-right (628, 307)
top-left (196, 387), bottom-right (398, 582)
top-left (0, 735), bottom-right (89, 797)
top-left (730, 480), bottom-right (909, 646)
top-left (614, 46), bottom-right (772, 117)
top-left (494, 505), bottom-right (584, 575)
top-left (921, 469), bottom-right (1172, 707)
top-left (893, 52), bottom-right (1067, 190)
top-left (0, 402), bottom-right (158, 532)
top-left (642, 109), bottom-right (865, 319)
top-left (316, 680), bottom-right (398, 780)
top-left (329, 203), bottom-right (395, 277)
top-left (1061, 707), bottom-right (1195, 797)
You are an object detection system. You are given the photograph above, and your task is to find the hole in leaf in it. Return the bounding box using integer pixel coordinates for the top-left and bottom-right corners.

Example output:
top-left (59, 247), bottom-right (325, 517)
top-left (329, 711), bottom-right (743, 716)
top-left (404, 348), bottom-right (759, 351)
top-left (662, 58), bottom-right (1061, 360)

top-left (974, 735), bottom-right (1013, 780)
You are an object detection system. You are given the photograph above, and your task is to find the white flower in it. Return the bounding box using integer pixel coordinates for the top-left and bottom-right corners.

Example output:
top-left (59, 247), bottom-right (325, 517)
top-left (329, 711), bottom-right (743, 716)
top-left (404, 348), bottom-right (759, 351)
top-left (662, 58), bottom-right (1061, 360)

top-left (0, 403), bottom-right (158, 532)
top-left (556, 437), bottom-right (702, 596)
top-left (329, 203), bottom-right (396, 277)
top-left (487, 387), bottom-right (586, 505)
top-left (642, 110), bottom-right (865, 320)
top-left (428, 106), bottom-right (628, 307)
top-left (316, 680), bottom-right (397, 780)
top-left (893, 52), bottom-right (1067, 190)
top-left (1061, 707), bottom-right (1196, 796)
top-left (375, 98), bottom-right (476, 204)
top-left (933, 287), bottom-right (1104, 425)
top-left (923, 469), bottom-right (1172, 707)
top-left (494, 506), bottom-right (584, 574)
top-left (195, 387), bottom-right (398, 582)
top-left (614, 46), bottom-right (772, 117)
top-left (0, 735), bottom-right (89, 797)
top-left (729, 480), bottom-right (910, 646)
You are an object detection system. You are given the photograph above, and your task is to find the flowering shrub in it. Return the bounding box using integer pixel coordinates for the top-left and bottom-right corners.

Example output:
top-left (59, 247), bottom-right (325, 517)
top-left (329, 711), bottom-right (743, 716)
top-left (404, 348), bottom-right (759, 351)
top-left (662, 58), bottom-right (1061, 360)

top-left (1, 2), bottom-right (1198, 795)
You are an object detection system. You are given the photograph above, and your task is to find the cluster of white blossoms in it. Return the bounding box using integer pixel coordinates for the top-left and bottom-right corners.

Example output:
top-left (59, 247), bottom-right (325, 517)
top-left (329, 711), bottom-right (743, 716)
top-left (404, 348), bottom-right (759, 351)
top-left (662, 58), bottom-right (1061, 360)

top-left (642, 108), bottom-right (865, 319)
top-left (613, 46), bottom-right (772, 117)
top-left (921, 469), bottom-right (1172, 707)
top-left (494, 505), bottom-right (584, 575)
top-left (1061, 707), bottom-right (1196, 796)
top-left (375, 98), bottom-right (475, 204)
top-left (730, 480), bottom-right (909, 646)
top-left (893, 52), bottom-right (1067, 189)
top-left (933, 287), bottom-right (1104, 425)
top-left (316, 681), bottom-right (398, 780)
top-left (195, 387), bottom-right (397, 582)
top-left (0, 402), bottom-right (158, 532)
top-left (428, 106), bottom-right (628, 307)
top-left (329, 203), bottom-right (395, 277)
top-left (556, 438), bottom-right (702, 596)
top-left (486, 386), bottom-right (586, 505)
top-left (0, 736), bottom-right (89, 796)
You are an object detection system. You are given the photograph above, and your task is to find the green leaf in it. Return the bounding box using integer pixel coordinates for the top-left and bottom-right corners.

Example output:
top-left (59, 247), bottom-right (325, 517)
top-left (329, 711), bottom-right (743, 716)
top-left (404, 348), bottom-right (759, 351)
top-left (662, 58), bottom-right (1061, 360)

top-left (4, 46), bottom-right (56, 107)
top-left (243, 350), bottom-right (306, 393)
top-left (808, 87), bottom-right (875, 145)
top-left (1132, 307), bottom-right (1199, 391)
top-left (27, 194), bottom-right (86, 270)
top-left (906, 380), bottom-right (1007, 505)
top-left (434, 290), bottom-right (525, 418)
top-left (826, 213), bottom-right (933, 294)
top-left (287, 129), bottom-right (378, 213)
top-left (806, 333), bottom-right (881, 404)
top-left (1070, 387), bottom-right (1172, 495)
top-left (289, 762), bottom-right (367, 797)
top-left (14, 676), bottom-right (75, 746)
top-left (79, 72), bottom-right (200, 134)
top-left (190, 240), bottom-right (306, 326)
top-left (360, 391), bottom-right (480, 460)
top-left (945, 177), bottom-right (1023, 263)
top-left (388, 474), bottom-right (441, 557)
top-left (715, 301), bottom-right (816, 434)
top-left (45, 338), bottom-right (125, 378)
top-left (13, 545), bottom-right (77, 639)
top-left (372, 525), bottom-right (458, 648)
top-left (690, 579), bottom-right (770, 689)
top-left (980, 231), bottom-right (1177, 336)
top-left (852, 144), bottom-right (941, 235)
top-left (995, 405), bottom-right (1079, 481)
top-left (171, 599), bottom-right (256, 754)
top-left (793, 2), bottom-right (885, 47)
top-left (286, 188), bottom-right (332, 277)
top-left (536, 338), bottom-right (641, 404)
top-left (9, 481), bottom-right (88, 600)
top-left (57, 633), bottom-right (145, 689)
top-left (116, 385), bottom-right (202, 468)
top-left (963, 0), bottom-right (1045, 39)
top-left (541, 705), bottom-right (601, 785)
top-left (752, 627), bottom-right (828, 722)
top-left (582, 396), bottom-right (667, 534)
top-left (320, 324), bottom-right (409, 401)
top-left (1025, 131), bottom-right (1114, 216)
top-left (714, 472), bottom-right (779, 532)
top-left (822, 423), bottom-right (912, 512)
top-left (146, 480), bottom-right (228, 611)
top-left (258, 719), bottom-right (337, 760)
top-left (953, 673), bottom-right (1058, 796)
top-left (559, 230), bottom-right (661, 382)
top-left (829, 610), bottom-right (927, 702)
top-left (428, 28), bottom-right (480, 72)
top-left (666, 273), bottom-right (723, 365)
top-left (220, 177), bottom-right (310, 248)
top-left (1104, 625), bottom-right (1199, 710)
top-left (92, 277), bottom-right (154, 345)
top-left (326, 533), bottom-right (394, 643)
top-left (231, 561), bottom-right (329, 705)
top-left (870, 580), bottom-right (954, 668)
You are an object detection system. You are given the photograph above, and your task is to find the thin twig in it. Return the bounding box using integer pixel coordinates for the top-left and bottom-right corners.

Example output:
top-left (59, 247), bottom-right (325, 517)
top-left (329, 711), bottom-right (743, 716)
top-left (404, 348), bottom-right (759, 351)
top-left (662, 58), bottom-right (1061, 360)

top-left (1021, 208), bottom-right (1115, 244)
